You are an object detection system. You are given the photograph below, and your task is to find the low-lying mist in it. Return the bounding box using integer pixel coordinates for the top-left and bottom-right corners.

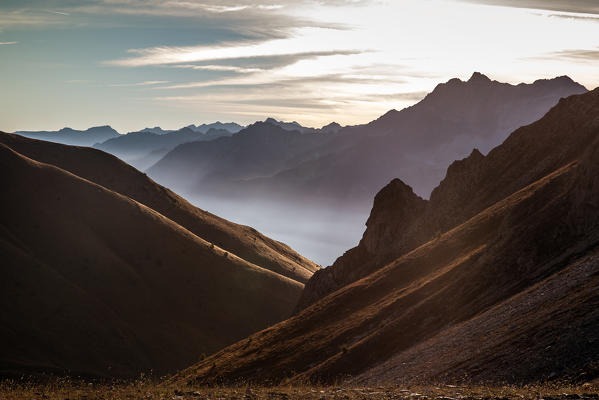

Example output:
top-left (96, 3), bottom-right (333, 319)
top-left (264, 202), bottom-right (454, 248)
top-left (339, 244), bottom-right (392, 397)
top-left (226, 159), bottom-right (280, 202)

top-left (185, 193), bottom-right (370, 266)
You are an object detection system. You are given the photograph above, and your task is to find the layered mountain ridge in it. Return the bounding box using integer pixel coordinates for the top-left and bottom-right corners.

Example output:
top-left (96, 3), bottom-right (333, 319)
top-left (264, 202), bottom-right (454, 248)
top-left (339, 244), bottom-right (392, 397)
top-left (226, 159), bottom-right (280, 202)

top-left (144, 74), bottom-right (586, 266)
top-left (15, 125), bottom-right (120, 147)
top-left (94, 126), bottom-right (235, 170)
top-left (169, 87), bottom-right (599, 386)
top-left (0, 132), bottom-right (318, 379)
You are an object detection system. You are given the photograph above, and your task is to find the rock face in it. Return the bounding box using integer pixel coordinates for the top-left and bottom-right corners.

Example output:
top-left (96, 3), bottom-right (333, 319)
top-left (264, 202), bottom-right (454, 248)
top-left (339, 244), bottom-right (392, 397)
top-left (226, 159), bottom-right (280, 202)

top-left (171, 88), bottom-right (599, 386)
top-left (297, 179), bottom-right (426, 310)
top-left (298, 88), bottom-right (599, 310)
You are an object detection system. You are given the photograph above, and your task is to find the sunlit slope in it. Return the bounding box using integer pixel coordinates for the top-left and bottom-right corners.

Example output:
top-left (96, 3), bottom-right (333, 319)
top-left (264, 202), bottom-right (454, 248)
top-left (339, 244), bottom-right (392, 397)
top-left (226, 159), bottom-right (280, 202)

top-left (171, 89), bottom-right (599, 386)
top-left (299, 87), bottom-right (599, 309)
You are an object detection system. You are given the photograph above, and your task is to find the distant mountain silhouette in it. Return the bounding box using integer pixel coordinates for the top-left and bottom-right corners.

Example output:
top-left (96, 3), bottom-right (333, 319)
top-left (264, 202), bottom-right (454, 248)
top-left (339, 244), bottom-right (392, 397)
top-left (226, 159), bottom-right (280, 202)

top-left (15, 125), bottom-right (119, 147)
top-left (145, 74), bottom-right (587, 265)
top-left (147, 122), bottom-right (339, 192)
top-left (94, 126), bottom-right (235, 170)
top-left (148, 73), bottom-right (586, 210)
top-left (186, 122), bottom-right (244, 134)
top-left (139, 126), bottom-right (172, 135)
top-left (170, 87), bottom-right (599, 386)
top-left (262, 118), bottom-right (342, 134)
top-left (0, 132), bottom-right (319, 378)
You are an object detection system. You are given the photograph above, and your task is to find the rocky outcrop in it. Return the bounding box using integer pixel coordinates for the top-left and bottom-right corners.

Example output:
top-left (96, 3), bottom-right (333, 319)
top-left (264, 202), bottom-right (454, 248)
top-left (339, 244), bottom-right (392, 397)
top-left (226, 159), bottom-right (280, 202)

top-left (297, 88), bottom-right (599, 312)
top-left (170, 88), bottom-right (599, 387)
top-left (296, 179), bottom-right (426, 310)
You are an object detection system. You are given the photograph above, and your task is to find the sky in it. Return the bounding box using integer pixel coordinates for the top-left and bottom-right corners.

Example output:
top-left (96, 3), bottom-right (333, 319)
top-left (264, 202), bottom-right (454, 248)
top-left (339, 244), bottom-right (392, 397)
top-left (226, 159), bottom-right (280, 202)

top-left (1, 0), bottom-right (599, 133)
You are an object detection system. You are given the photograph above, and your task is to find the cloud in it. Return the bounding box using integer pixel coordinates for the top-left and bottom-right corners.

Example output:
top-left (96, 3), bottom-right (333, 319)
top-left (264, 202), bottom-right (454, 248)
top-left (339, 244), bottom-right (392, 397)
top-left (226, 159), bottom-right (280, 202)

top-left (459, 0), bottom-right (599, 15)
top-left (539, 13), bottom-right (599, 22)
top-left (105, 34), bottom-right (366, 67)
top-left (0, 0), bottom-right (351, 36)
top-left (156, 69), bottom-right (403, 90)
top-left (44, 10), bottom-right (70, 16)
top-left (0, 41), bottom-right (17, 45)
top-left (549, 47), bottom-right (599, 61)
top-left (110, 80), bottom-right (170, 87)
top-left (171, 64), bottom-right (263, 73)
top-left (0, 9), bottom-right (67, 28)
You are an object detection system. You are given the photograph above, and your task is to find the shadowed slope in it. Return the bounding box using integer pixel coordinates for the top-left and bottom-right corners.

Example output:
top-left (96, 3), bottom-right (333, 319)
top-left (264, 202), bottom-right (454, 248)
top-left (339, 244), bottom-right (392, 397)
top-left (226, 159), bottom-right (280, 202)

top-left (298, 87), bottom-right (599, 310)
top-left (0, 132), bottom-right (319, 284)
top-left (0, 144), bottom-right (303, 378)
top-left (170, 89), bottom-right (599, 386)
top-left (150, 74), bottom-right (586, 208)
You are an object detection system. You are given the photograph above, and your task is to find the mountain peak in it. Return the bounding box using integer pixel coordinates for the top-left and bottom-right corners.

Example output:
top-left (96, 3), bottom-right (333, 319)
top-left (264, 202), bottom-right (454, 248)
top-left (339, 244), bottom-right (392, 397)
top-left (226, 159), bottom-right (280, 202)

top-left (468, 72), bottom-right (492, 84)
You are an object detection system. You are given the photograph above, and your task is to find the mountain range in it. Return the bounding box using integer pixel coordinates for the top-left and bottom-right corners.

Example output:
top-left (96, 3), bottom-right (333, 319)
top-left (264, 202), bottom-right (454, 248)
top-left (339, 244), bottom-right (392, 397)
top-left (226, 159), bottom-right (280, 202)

top-left (0, 132), bottom-right (318, 378)
top-left (4, 73), bottom-right (599, 386)
top-left (186, 122), bottom-right (244, 134)
top-left (15, 125), bottom-right (120, 147)
top-left (168, 86), bottom-right (599, 386)
top-left (146, 73), bottom-right (587, 265)
top-left (94, 126), bottom-right (236, 170)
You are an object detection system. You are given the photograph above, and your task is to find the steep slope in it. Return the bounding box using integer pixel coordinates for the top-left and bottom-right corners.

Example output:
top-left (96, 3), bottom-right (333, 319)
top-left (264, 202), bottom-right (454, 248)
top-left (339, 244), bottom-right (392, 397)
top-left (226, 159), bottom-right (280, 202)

top-left (150, 73), bottom-right (586, 208)
top-left (249, 74), bottom-right (587, 203)
top-left (94, 127), bottom-right (234, 170)
top-left (145, 74), bottom-right (586, 266)
top-left (298, 87), bottom-right (599, 309)
top-left (170, 88), bottom-right (599, 386)
top-left (15, 125), bottom-right (119, 147)
top-left (0, 133), bottom-right (319, 284)
top-left (0, 144), bottom-right (303, 379)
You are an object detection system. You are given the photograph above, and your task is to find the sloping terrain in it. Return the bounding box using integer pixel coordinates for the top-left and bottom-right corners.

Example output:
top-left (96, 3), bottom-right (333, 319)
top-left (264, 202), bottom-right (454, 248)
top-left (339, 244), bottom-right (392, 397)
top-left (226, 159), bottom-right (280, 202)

top-left (0, 144), bottom-right (305, 379)
top-left (170, 88), bottom-right (599, 386)
top-left (0, 132), bottom-right (319, 283)
top-left (298, 87), bottom-right (599, 309)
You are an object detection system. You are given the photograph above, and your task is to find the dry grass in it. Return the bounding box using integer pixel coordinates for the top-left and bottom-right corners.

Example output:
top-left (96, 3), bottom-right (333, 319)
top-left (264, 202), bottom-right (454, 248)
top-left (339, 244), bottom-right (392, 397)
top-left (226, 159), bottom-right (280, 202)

top-left (1, 380), bottom-right (599, 400)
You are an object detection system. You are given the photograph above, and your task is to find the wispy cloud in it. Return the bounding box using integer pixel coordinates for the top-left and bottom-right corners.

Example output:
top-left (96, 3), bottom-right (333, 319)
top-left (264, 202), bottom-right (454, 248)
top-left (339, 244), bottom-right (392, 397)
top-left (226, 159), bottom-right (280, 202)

top-left (110, 80), bottom-right (170, 87)
top-left (0, 9), bottom-right (66, 28)
top-left (0, 41), bottom-right (17, 45)
top-left (105, 32), bottom-right (366, 67)
top-left (549, 47), bottom-right (599, 61)
top-left (171, 64), bottom-right (263, 73)
top-left (459, 0), bottom-right (599, 15)
top-left (44, 10), bottom-right (70, 16)
top-left (538, 12), bottom-right (599, 22)
top-left (156, 70), bottom-right (404, 90)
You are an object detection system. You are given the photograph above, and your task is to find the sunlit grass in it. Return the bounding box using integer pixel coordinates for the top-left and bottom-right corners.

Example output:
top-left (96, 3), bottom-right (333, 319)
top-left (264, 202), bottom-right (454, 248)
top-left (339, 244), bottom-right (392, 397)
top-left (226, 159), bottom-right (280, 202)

top-left (1, 379), bottom-right (598, 400)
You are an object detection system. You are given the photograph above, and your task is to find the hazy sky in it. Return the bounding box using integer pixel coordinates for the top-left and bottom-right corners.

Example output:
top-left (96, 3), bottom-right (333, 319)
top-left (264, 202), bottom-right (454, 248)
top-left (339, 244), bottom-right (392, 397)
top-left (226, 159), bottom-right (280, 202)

top-left (1, 0), bottom-right (598, 133)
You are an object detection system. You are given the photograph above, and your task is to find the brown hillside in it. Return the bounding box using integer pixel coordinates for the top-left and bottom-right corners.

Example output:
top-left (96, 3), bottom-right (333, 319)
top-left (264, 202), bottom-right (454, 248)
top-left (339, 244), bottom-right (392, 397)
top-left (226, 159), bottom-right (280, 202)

top-left (297, 88), bottom-right (599, 310)
top-left (0, 132), bottom-right (319, 284)
top-left (0, 144), bottom-right (303, 378)
top-left (171, 89), bottom-right (599, 386)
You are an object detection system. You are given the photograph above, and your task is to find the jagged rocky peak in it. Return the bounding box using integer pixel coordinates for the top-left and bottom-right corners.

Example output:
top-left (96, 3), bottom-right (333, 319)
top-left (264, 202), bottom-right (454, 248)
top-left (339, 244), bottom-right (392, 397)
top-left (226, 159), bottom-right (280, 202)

top-left (362, 178), bottom-right (427, 255)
